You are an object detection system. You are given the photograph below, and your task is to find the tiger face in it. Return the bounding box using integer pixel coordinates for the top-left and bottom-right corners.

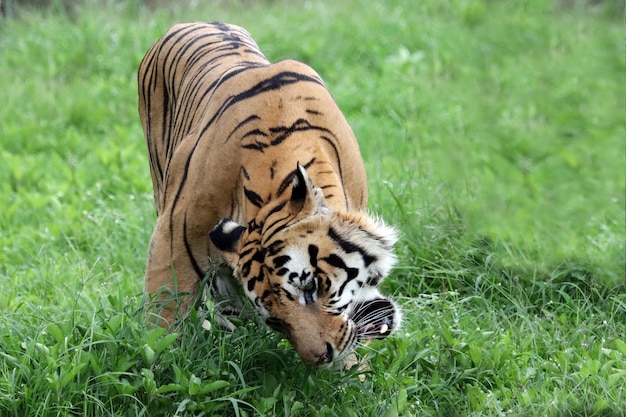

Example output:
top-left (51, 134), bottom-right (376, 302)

top-left (210, 164), bottom-right (400, 365)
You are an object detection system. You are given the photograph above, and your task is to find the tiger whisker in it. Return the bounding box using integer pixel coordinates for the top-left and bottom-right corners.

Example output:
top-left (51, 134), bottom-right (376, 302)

top-left (353, 314), bottom-right (389, 328)
top-left (352, 308), bottom-right (392, 323)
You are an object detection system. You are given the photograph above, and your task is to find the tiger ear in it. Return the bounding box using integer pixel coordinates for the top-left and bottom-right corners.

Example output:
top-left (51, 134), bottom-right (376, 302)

top-left (289, 162), bottom-right (326, 216)
top-left (209, 218), bottom-right (245, 267)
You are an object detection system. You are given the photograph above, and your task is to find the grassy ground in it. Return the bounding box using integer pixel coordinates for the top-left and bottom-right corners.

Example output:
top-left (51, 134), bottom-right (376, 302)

top-left (0, 0), bottom-right (624, 415)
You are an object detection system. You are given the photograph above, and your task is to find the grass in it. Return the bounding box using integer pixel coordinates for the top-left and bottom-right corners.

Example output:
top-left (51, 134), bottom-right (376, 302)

top-left (0, 0), bottom-right (624, 415)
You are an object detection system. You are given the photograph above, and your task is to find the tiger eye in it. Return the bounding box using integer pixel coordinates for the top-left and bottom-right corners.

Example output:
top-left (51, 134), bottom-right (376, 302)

top-left (303, 280), bottom-right (316, 292)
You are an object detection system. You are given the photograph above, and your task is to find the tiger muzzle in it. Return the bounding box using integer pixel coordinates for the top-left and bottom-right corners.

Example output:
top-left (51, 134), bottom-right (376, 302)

top-left (351, 298), bottom-right (398, 341)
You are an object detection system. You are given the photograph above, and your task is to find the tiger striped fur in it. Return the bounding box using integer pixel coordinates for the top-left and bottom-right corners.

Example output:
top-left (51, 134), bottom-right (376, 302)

top-left (138, 21), bottom-right (400, 365)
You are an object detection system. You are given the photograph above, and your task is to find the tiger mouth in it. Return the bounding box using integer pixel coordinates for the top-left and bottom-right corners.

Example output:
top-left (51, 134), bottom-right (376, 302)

top-left (358, 319), bottom-right (391, 339)
top-left (351, 298), bottom-right (397, 345)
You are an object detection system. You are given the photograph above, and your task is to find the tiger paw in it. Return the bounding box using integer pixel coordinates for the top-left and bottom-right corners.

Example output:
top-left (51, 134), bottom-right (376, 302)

top-left (340, 353), bottom-right (370, 382)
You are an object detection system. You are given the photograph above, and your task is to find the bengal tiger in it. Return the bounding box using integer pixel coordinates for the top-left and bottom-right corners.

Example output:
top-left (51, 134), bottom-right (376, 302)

top-left (138, 21), bottom-right (400, 366)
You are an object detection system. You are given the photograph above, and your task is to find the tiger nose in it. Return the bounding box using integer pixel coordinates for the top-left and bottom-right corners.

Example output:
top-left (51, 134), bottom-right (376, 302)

top-left (315, 342), bottom-right (334, 365)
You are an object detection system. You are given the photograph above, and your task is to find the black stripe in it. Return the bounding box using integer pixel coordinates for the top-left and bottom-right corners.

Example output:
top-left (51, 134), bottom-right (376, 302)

top-left (242, 142), bottom-right (268, 152)
top-left (269, 118), bottom-right (314, 147)
top-left (247, 271), bottom-right (264, 292)
top-left (319, 135), bottom-right (347, 208)
top-left (324, 254), bottom-right (359, 280)
top-left (260, 289), bottom-right (273, 303)
top-left (322, 254), bottom-right (359, 297)
top-left (266, 239), bottom-right (285, 256)
top-left (167, 125), bottom-right (200, 244)
top-left (273, 255), bottom-right (291, 268)
top-left (242, 128), bottom-right (269, 140)
top-left (270, 160), bottom-right (277, 179)
top-left (281, 287), bottom-right (295, 301)
top-left (329, 228), bottom-right (375, 266)
top-left (260, 211), bottom-right (292, 245)
top-left (183, 212), bottom-right (205, 280)
top-left (244, 187), bottom-right (263, 208)
top-left (227, 115), bottom-right (261, 143)
top-left (324, 276), bottom-right (332, 292)
top-left (323, 253), bottom-right (360, 297)
top-left (197, 71), bottom-right (325, 139)
top-left (308, 245), bottom-right (319, 268)
top-left (265, 201), bottom-right (287, 219)
top-left (276, 171), bottom-right (296, 198)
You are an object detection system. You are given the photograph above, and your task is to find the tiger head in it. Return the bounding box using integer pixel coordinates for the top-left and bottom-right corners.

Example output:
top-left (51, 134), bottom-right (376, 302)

top-left (209, 164), bottom-right (400, 365)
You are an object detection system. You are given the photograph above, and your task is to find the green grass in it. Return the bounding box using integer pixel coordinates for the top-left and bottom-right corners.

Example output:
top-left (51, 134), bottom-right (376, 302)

top-left (0, 0), bottom-right (624, 415)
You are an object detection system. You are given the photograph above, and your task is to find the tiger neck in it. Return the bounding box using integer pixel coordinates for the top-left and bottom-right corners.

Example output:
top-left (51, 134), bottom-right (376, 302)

top-left (239, 150), bottom-right (347, 224)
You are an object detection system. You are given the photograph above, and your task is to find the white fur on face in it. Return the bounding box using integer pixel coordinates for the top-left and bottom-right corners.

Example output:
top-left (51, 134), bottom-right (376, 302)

top-left (275, 242), bottom-right (388, 313)
top-left (282, 246), bottom-right (318, 305)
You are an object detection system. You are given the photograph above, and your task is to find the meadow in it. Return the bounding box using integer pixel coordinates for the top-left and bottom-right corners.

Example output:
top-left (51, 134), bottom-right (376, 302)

top-left (0, 0), bottom-right (624, 415)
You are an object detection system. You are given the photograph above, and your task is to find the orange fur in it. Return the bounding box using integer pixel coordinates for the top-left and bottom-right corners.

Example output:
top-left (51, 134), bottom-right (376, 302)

top-left (139, 22), bottom-right (399, 365)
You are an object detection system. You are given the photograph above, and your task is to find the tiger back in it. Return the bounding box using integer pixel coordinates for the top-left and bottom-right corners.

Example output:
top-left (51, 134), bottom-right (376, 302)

top-left (139, 21), bottom-right (400, 365)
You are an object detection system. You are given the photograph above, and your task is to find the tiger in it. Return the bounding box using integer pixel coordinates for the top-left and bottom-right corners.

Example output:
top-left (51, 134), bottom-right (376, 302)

top-left (138, 21), bottom-right (401, 366)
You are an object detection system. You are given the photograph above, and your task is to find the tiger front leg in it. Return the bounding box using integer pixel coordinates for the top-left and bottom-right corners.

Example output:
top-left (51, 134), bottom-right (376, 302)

top-left (199, 264), bottom-right (254, 332)
top-left (143, 216), bottom-right (203, 328)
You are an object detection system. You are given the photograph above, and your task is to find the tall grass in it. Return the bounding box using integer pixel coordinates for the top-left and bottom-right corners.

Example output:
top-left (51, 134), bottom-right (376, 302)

top-left (0, 0), bottom-right (624, 416)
